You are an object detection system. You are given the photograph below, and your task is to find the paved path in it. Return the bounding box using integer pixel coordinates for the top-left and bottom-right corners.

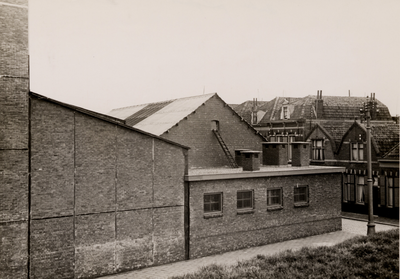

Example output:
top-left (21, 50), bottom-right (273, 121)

top-left (99, 218), bottom-right (398, 279)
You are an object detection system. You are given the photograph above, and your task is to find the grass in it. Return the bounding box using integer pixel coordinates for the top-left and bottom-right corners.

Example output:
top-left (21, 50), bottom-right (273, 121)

top-left (171, 229), bottom-right (399, 279)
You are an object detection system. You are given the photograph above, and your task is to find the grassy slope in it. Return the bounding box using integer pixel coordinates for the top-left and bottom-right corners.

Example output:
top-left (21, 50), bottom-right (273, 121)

top-left (172, 229), bottom-right (399, 279)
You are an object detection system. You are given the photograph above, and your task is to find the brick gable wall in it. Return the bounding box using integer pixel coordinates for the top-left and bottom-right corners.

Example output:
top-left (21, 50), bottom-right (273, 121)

top-left (161, 95), bottom-right (265, 169)
top-left (28, 98), bottom-right (187, 278)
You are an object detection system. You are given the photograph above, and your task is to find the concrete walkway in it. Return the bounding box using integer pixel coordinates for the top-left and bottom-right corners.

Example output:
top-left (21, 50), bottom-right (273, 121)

top-left (99, 218), bottom-right (398, 279)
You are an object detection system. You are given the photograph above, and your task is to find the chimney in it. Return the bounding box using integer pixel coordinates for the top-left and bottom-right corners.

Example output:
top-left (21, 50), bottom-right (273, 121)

top-left (241, 151), bottom-right (261, 171)
top-left (252, 98), bottom-right (258, 124)
top-left (315, 90), bottom-right (324, 119)
top-left (291, 142), bottom-right (310, 167)
top-left (262, 142), bottom-right (288, 166)
top-left (234, 149), bottom-right (250, 167)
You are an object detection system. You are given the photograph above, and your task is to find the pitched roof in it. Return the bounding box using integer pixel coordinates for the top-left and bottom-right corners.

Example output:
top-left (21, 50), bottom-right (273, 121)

top-left (307, 121), bottom-right (354, 152)
top-left (370, 122), bottom-right (400, 156)
top-left (109, 93), bottom-right (216, 136)
top-left (231, 100), bottom-right (270, 123)
top-left (243, 95), bottom-right (393, 123)
top-left (29, 92), bottom-right (190, 150)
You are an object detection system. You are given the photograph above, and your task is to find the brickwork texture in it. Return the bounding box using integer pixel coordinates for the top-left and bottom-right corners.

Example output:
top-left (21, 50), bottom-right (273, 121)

top-left (161, 95), bottom-right (265, 169)
top-left (189, 173), bottom-right (342, 258)
top-left (0, 1), bottom-right (29, 279)
top-left (28, 98), bottom-right (187, 278)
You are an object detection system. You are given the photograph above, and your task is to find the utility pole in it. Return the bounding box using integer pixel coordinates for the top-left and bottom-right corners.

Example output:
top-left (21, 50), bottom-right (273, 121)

top-left (360, 93), bottom-right (377, 235)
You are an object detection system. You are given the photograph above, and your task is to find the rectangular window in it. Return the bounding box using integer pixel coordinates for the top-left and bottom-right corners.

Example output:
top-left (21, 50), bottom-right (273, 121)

top-left (237, 190), bottom-right (253, 210)
top-left (356, 176), bottom-right (366, 204)
top-left (204, 193), bottom-right (222, 213)
top-left (351, 143), bottom-right (364, 161)
top-left (267, 188), bottom-right (282, 207)
top-left (294, 185), bottom-right (309, 205)
top-left (343, 174), bottom-right (355, 202)
top-left (387, 177), bottom-right (394, 207)
top-left (283, 107), bottom-right (288, 119)
top-left (312, 139), bottom-right (324, 160)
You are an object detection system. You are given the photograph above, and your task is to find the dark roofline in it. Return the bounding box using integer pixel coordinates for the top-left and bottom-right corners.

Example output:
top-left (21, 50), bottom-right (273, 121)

top-left (29, 92), bottom-right (190, 150)
top-left (337, 120), bottom-right (379, 155)
top-left (305, 123), bottom-right (337, 153)
top-left (213, 94), bottom-right (267, 142)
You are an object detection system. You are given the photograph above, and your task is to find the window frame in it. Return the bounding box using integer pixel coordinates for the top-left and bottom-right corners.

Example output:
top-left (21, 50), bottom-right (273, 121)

top-left (312, 139), bottom-right (324, 161)
top-left (267, 187), bottom-right (283, 210)
top-left (343, 174), bottom-right (355, 202)
top-left (237, 190), bottom-right (254, 214)
top-left (355, 175), bottom-right (366, 204)
top-left (294, 185), bottom-right (309, 207)
top-left (350, 142), bottom-right (364, 162)
top-left (203, 192), bottom-right (223, 218)
top-left (387, 177), bottom-right (394, 208)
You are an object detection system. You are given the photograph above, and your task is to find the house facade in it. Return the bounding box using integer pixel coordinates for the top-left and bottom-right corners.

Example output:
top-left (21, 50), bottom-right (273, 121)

top-left (109, 93), bottom-right (266, 169)
top-left (235, 92), bottom-right (399, 219)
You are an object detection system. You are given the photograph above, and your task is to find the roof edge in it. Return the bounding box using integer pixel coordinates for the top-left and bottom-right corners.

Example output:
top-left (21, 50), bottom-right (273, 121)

top-left (29, 92), bottom-right (190, 150)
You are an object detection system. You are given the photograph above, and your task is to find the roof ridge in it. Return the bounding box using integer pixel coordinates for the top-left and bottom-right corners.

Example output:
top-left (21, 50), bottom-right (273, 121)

top-left (111, 92), bottom-right (216, 111)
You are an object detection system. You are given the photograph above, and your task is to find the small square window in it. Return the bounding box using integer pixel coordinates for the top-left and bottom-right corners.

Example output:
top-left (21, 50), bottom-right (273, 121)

top-left (204, 193), bottom-right (222, 213)
top-left (294, 185), bottom-right (309, 206)
top-left (237, 190), bottom-right (253, 210)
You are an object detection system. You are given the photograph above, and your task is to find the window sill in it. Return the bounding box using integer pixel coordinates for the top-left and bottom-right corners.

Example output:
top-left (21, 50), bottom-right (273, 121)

top-left (311, 160), bottom-right (325, 163)
top-left (294, 202), bottom-right (309, 208)
top-left (237, 209), bottom-right (255, 215)
top-left (204, 212), bottom-right (223, 219)
top-left (267, 205), bottom-right (283, 211)
top-left (349, 160), bottom-right (366, 164)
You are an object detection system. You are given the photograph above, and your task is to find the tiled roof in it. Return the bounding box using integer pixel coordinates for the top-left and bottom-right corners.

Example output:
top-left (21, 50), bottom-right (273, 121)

top-left (245, 95), bottom-right (393, 123)
top-left (382, 143), bottom-right (399, 160)
top-left (109, 93), bottom-right (216, 136)
top-left (232, 100), bottom-right (270, 123)
top-left (370, 122), bottom-right (400, 156)
top-left (311, 121), bottom-right (355, 152)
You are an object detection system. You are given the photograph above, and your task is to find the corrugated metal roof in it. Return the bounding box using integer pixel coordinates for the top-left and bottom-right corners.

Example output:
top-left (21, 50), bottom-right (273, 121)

top-left (108, 104), bottom-right (148, 120)
top-left (109, 93), bottom-right (216, 136)
top-left (134, 93), bottom-right (215, 135)
top-left (125, 100), bottom-right (174, 126)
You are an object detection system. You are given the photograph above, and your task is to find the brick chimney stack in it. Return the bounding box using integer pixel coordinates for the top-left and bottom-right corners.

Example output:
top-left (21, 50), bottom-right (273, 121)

top-left (315, 90), bottom-right (324, 119)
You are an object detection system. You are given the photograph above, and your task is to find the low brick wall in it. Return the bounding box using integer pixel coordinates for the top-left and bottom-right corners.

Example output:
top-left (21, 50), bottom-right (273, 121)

top-left (188, 171), bottom-right (342, 259)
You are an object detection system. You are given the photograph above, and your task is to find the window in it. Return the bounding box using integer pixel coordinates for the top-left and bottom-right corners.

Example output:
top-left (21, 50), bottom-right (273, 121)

top-left (343, 174), bottom-right (355, 202)
top-left (237, 190), bottom-right (253, 210)
top-left (267, 188), bottom-right (282, 207)
top-left (294, 185), bottom-right (309, 206)
top-left (283, 107), bottom-right (288, 119)
top-left (312, 139), bottom-right (324, 160)
top-left (204, 193), bottom-right (222, 213)
top-left (387, 177), bottom-right (394, 207)
top-left (351, 143), bottom-right (364, 161)
top-left (356, 176), bottom-right (366, 204)
top-left (211, 120), bottom-right (219, 131)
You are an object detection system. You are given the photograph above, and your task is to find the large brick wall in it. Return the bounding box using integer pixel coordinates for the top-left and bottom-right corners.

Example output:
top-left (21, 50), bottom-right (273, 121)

top-left (188, 172), bottom-right (342, 258)
top-left (161, 94), bottom-right (265, 169)
top-left (28, 97), bottom-right (187, 278)
top-left (0, 1), bottom-right (29, 278)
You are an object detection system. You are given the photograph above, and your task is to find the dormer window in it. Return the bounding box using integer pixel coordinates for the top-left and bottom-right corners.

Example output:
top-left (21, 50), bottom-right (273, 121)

top-left (283, 106), bottom-right (288, 119)
top-left (312, 139), bottom-right (324, 160)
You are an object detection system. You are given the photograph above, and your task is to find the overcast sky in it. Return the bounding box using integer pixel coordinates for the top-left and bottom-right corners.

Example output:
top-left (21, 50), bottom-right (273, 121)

top-left (29, 0), bottom-right (400, 116)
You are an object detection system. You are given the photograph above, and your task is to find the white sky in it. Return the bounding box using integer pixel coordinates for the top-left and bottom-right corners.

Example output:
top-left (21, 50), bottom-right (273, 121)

top-left (29, 0), bottom-right (400, 115)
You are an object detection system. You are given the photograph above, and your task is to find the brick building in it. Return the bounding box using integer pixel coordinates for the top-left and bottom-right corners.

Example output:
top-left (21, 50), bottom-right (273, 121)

top-left (186, 148), bottom-right (344, 258)
top-left (109, 93), bottom-right (266, 169)
top-left (306, 120), bottom-right (399, 218)
top-left (1, 1), bottom-right (346, 278)
top-left (235, 92), bottom-right (399, 219)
